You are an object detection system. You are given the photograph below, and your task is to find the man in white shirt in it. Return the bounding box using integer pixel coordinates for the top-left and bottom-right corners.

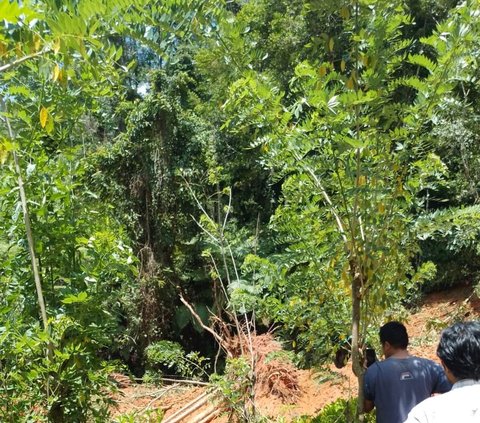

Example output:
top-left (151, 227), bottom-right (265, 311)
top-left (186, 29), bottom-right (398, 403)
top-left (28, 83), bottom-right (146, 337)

top-left (403, 320), bottom-right (480, 423)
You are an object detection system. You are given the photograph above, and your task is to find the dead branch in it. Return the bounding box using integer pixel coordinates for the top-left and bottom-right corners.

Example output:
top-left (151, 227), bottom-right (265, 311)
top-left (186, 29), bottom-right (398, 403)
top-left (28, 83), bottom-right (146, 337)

top-left (179, 293), bottom-right (233, 358)
top-left (139, 385), bottom-right (177, 414)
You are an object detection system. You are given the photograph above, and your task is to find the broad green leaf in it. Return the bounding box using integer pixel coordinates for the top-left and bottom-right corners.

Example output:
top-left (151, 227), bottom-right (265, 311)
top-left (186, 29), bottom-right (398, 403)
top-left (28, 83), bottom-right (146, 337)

top-left (53, 38), bottom-right (61, 54)
top-left (0, 0), bottom-right (23, 24)
top-left (0, 138), bottom-right (14, 164)
top-left (191, 303), bottom-right (209, 333)
top-left (328, 37), bottom-right (334, 52)
top-left (339, 135), bottom-right (364, 149)
top-left (175, 306), bottom-right (191, 330)
top-left (62, 292), bottom-right (89, 304)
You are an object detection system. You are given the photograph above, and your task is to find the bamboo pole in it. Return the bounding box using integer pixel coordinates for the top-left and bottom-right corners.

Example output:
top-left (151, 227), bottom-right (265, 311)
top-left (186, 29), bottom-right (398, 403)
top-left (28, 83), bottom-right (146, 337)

top-left (163, 391), bottom-right (215, 423)
top-left (161, 378), bottom-right (210, 386)
top-left (187, 405), bottom-right (221, 423)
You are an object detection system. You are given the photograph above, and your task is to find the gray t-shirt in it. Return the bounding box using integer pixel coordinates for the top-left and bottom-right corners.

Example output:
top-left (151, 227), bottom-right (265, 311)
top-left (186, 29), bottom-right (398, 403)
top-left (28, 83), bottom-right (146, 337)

top-left (364, 356), bottom-right (451, 423)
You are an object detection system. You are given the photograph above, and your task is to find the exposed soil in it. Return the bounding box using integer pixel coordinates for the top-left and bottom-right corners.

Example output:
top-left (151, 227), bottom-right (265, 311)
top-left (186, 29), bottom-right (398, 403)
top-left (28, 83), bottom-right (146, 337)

top-left (111, 285), bottom-right (480, 422)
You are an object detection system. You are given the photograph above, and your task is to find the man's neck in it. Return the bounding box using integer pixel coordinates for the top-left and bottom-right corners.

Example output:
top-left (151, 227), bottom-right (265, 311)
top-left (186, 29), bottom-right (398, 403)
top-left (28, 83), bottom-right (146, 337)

top-left (386, 349), bottom-right (410, 359)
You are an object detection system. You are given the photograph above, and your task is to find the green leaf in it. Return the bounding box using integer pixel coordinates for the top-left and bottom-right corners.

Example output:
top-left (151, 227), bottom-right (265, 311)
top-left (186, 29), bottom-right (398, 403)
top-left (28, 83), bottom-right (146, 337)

top-left (0, 0), bottom-right (24, 23)
top-left (407, 54), bottom-right (437, 73)
top-left (191, 303), bottom-right (209, 333)
top-left (62, 292), bottom-right (89, 304)
top-left (175, 306), bottom-right (191, 330)
top-left (340, 136), bottom-right (364, 149)
top-left (8, 85), bottom-right (33, 98)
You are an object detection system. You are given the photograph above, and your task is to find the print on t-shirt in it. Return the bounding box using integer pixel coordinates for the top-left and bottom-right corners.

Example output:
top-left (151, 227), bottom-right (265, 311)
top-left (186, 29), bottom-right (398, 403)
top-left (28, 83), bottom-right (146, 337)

top-left (400, 371), bottom-right (413, 380)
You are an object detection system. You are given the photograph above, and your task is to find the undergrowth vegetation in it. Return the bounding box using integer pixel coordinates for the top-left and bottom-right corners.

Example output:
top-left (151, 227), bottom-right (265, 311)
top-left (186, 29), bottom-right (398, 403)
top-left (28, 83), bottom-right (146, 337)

top-left (1, 0), bottom-right (480, 421)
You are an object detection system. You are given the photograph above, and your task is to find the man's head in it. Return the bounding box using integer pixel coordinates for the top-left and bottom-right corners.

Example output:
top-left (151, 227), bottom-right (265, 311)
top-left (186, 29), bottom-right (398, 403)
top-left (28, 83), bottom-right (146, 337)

top-left (437, 321), bottom-right (480, 383)
top-left (379, 321), bottom-right (408, 357)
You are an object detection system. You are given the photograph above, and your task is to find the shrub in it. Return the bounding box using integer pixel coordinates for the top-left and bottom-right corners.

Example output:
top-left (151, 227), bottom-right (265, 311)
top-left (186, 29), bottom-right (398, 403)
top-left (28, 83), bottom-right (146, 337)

top-left (294, 398), bottom-right (376, 423)
top-left (210, 357), bottom-right (257, 422)
top-left (144, 340), bottom-right (209, 380)
top-left (0, 316), bottom-right (117, 422)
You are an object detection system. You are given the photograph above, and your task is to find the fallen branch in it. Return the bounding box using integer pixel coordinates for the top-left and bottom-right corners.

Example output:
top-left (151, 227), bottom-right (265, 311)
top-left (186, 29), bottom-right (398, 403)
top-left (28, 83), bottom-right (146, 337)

top-left (139, 385), bottom-right (177, 414)
top-left (179, 293), bottom-right (232, 358)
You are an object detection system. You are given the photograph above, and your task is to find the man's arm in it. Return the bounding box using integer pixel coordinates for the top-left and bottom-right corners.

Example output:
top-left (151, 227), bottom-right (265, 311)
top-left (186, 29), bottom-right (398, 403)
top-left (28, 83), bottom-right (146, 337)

top-left (364, 399), bottom-right (375, 413)
top-left (363, 365), bottom-right (376, 413)
top-left (432, 362), bottom-right (452, 393)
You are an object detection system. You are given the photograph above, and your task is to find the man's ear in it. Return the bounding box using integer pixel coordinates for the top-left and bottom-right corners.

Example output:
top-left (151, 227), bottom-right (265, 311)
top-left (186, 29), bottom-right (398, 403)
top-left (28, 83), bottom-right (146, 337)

top-left (440, 359), bottom-right (457, 384)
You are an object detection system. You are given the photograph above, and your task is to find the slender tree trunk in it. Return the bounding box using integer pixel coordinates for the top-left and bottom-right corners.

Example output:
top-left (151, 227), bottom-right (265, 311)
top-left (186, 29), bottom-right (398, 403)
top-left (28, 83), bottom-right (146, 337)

top-left (351, 261), bottom-right (365, 422)
top-left (2, 103), bottom-right (48, 331)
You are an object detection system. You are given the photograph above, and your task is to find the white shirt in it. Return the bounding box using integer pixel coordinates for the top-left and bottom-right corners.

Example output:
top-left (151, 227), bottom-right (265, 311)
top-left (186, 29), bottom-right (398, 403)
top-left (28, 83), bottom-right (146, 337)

top-left (403, 379), bottom-right (480, 423)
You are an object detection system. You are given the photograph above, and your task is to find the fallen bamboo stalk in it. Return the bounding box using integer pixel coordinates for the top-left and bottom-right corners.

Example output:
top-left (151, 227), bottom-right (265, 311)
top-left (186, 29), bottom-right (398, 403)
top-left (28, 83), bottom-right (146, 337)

top-left (163, 396), bottom-right (210, 423)
top-left (188, 405), bottom-right (222, 423)
top-left (132, 377), bottom-right (209, 386)
top-left (165, 390), bottom-right (210, 419)
top-left (163, 390), bottom-right (214, 423)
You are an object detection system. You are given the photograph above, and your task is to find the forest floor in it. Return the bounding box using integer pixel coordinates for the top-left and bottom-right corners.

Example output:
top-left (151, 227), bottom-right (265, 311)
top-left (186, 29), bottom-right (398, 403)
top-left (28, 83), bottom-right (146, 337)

top-left (111, 284), bottom-right (480, 422)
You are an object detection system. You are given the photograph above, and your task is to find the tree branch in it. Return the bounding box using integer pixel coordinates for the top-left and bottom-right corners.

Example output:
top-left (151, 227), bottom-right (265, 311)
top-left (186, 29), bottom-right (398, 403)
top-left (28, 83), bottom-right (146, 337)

top-left (0, 50), bottom-right (47, 73)
top-left (178, 293), bottom-right (232, 358)
top-left (294, 152), bottom-right (348, 244)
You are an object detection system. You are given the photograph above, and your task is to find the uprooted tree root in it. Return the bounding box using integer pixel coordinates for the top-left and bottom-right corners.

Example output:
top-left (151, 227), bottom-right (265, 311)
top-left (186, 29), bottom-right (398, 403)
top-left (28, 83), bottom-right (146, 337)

top-left (250, 334), bottom-right (300, 404)
top-left (214, 320), bottom-right (301, 404)
top-left (257, 360), bottom-right (300, 403)
top-left (180, 298), bottom-right (301, 405)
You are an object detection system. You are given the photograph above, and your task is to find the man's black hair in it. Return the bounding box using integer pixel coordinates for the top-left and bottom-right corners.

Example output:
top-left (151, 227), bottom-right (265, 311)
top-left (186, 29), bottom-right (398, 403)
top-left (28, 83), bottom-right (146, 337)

top-left (437, 321), bottom-right (480, 381)
top-left (379, 321), bottom-right (409, 349)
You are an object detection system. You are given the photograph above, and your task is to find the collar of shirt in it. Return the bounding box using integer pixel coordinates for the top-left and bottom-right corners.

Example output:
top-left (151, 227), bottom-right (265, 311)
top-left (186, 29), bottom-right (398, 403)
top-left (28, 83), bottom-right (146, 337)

top-left (452, 379), bottom-right (480, 390)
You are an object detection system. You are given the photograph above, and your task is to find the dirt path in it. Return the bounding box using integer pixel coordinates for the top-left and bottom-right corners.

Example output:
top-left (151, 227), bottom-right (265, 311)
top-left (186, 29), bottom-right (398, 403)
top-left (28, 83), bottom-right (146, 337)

top-left (111, 285), bottom-right (480, 422)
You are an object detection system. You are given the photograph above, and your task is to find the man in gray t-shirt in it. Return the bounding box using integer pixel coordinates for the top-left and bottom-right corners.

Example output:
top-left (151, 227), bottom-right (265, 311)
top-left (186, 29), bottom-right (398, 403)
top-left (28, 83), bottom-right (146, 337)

top-left (363, 322), bottom-right (451, 423)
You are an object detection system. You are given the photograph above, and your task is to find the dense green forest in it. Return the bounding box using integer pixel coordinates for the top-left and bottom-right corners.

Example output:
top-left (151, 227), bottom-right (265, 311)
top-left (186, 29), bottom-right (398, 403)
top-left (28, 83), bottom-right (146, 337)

top-left (1, 0), bottom-right (480, 421)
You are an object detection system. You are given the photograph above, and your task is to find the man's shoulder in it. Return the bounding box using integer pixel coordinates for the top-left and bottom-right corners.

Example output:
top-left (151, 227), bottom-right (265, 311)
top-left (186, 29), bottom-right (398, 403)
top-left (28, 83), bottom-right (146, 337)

top-left (365, 359), bottom-right (383, 374)
top-left (410, 355), bottom-right (435, 362)
top-left (364, 357), bottom-right (401, 378)
top-left (364, 360), bottom-right (384, 383)
top-left (409, 356), bottom-right (443, 369)
top-left (365, 356), bottom-right (442, 376)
